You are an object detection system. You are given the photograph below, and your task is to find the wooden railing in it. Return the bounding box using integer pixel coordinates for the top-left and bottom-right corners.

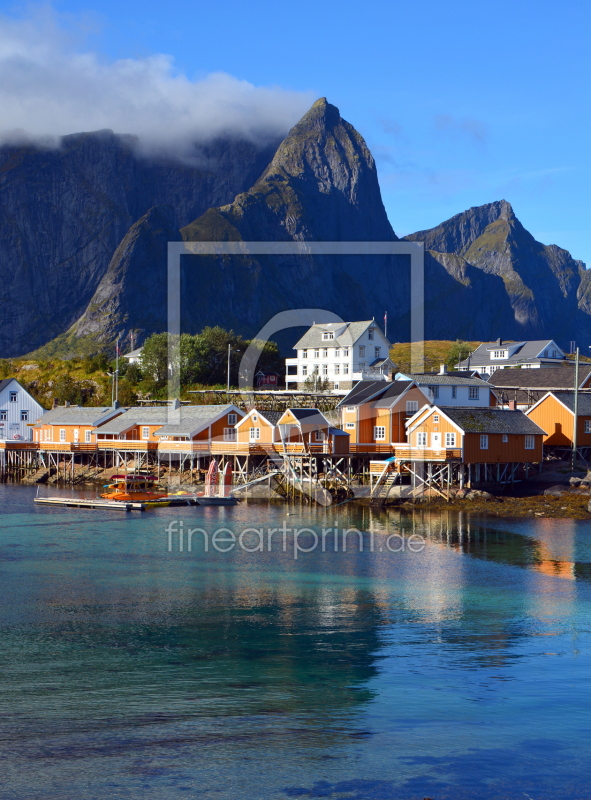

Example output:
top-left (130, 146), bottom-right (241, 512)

top-left (96, 440), bottom-right (158, 451)
top-left (393, 447), bottom-right (462, 461)
top-left (349, 443), bottom-right (395, 454)
top-left (0, 441), bottom-right (39, 450)
top-left (37, 442), bottom-right (97, 452)
top-left (157, 441), bottom-right (210, 453)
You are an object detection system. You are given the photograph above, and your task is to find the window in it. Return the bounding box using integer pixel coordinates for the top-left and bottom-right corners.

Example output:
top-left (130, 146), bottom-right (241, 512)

top-left (346, 407), bottom-right (355, 413)
top-left (250, 427), bottom-right (260, 441)
top-left (368, 328), bottom-right (374, 340)
top-left (429, 385), bottom-right (439, 399)
top-left (0, 410), bottom-right (7, 420)
top-left (502, 434), bottom-right (508, 443)
top-left (343, 348), bottom-right (349, 357)
top-left (85, 430), bottom-right (92, 443)
top-left (451, 386), bottom-right (457, 399)
top-left (228, 413), bottom-right (237, 425)
top-left (417, 432), bottom-right (427, 447)
top-left (302, 349), bottom-right (308, 358)
top-left (524, 435), bottom-right (535, 450)
top-left (469, 387), bottom-right (479, 400)
top-left (374, 347), bottom-right (381, 358)
top-left (20, 410), bottom-right (28, 421)
top-left (142, 427), bottom-right (150, 440)
top-left (322, 332), bottom-right (334, 340)
top-left (223, 428), bottom-right (237, 442)
top-left (59, 429), bottom-right (66, 442)
top-left (302, 365), bottom-right (308, 376)
top-left (313, 365), bottom-right (319, 374)
top-left (334, 349), bottom-right (340, 358)
top-left (323, 348), bottom-right (328, 357)
top-left (287, 365), bottom-right (298, 375)
top-left (334, 364), bottom-right (340, 374)
top-left (252, 415), bottom-right (257, 421)
top-left (9, 392), bottom-right (17, 402)
top-left (322, 364), bottom-right (328, 375)
top-left (343, 364), bottom-right (349, 374)
top-left (433, 414), bottom-right (439, 423)
top-left (314, 349), bottom-right (320, 358)
top-left (359, 363), bottom-right (366, 370)
top-left (445, 432), bottom-right (456, 447)
top-left (585, 421), bottom-right (591, 434)
top-left (359, 346), bottom-right (365, 357)
top-left (406, 400), bottom-right (418, 414)
top-left (492, 350), bottom-right (507, 359)
top-left (374, 426), bottom-right (386, 441)
top-left (314, 430), bottom-right (325, 442)
top-left (346, 422), bottom-right (355, 429)
top-left (480, 434), bottom-right (489, 450)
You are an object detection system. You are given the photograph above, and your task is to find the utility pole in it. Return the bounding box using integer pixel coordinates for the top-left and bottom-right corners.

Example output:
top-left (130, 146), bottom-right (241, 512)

top-left (227, 344), bottom-right (232, 394)
top-left (572, 346), bottom-right (580, 471)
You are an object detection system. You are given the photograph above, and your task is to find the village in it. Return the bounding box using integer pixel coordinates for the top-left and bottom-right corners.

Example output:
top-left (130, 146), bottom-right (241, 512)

top-left (2, 320), bottom-right (591, 515)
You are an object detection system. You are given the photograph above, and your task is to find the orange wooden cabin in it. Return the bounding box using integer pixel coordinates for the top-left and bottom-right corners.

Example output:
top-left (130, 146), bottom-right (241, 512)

top-left (405, 405), bottom-right (546, 464)
top-left (526, 391), bottom-right (591, 448)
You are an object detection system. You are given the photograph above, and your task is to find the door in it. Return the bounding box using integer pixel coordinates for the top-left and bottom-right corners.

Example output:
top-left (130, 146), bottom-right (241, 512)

top-left (73, 429), bottom-right (79, 443)
top-left (431, 432), bottom-right (442, 449)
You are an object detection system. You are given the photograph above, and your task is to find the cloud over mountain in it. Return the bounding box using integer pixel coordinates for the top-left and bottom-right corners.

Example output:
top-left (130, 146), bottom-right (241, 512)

top-left (0, 7), bottom-right (314, 158)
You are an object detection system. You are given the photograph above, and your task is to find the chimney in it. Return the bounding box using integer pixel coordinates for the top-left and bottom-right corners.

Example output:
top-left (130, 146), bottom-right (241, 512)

top-left (496, 337), bottom-right (502, 346)
top-left (439, 364), bottom-right (447, 375)
top-left (508, 400), bottom-right (517, 410)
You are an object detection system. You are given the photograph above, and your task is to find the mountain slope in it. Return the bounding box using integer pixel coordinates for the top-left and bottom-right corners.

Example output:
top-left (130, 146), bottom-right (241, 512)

top-left (0, 131), bottom-right (278, 356)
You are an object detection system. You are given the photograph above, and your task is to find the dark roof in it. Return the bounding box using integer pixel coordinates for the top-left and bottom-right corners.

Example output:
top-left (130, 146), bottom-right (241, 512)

top-left (373, 381), bottom-right (417, 408)
top-left (434, 407), bottom-right (545, 435)
top-left (284, 408), bottom-right (331, 427)
top-left (0, 378), bottom-right (16, 394)
top-left (293, 321), bottom-right (377, 350)
top-left (337, 380), bottom-right (396, 407)
top-left (487, 366), bottom-right (590, 390)
top-left (412, 373), bottom-right (491, 387)
top-left (546, 392), bottom-right (591, 415)
top-left (258, 410), bottom-right (283, 426)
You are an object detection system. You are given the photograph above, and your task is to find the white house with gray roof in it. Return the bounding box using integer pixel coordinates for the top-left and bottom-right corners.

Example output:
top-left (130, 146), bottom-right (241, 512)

top-left (395, 366), bottom-right (497, 407)
top-left (285, 321), bottom-right (394, 391)
top-left (0, 378), bottom-right (44, 441)
top-left (458, 339), bottom-right (567, 375)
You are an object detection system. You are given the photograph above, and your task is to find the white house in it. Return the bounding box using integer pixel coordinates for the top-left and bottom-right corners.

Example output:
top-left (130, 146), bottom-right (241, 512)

top-left (396, 366), bottom-right (497, 407)
top-left (124, 348), bottom-right (143, 365)
top-left (285, 321), bottom-right (394, 391)
top-left (458, 339), bottom-right (567, 375)
top-left (0, 378), bottom-right (45, 441)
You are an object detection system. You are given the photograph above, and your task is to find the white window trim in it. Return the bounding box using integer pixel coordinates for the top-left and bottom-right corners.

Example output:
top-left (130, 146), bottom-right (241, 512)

top-left (445, 432), bottom-right (456, 447)
top-left (524, 435), bottom-right (535, 450)
top-left (141, 426), bottom-right (150, 440)
top-left (374, 426), bottom-right (386, 441)
top-left (480, 434), bottom-right (489, 450)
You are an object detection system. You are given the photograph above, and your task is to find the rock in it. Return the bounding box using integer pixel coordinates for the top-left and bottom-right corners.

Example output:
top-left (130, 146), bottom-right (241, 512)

top-left (466, 490), bottom-right (494, 501)
top-left (569, 476), bottom-right (582, 486)
top-left (455, 488), bottom-right (469, 499)
top-left (587, 499), bottom-right (591, 513)
top-left (544, 485), bottom-right (567, 496)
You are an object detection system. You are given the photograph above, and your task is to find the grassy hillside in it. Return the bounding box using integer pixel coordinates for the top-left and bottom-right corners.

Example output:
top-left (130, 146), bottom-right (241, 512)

top-left (390, 340), bottom-right (481, 374)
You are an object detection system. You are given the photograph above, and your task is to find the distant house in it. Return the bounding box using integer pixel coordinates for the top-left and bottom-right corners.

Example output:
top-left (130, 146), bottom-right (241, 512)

top-left (255, 370), bottom-right (280, 388)
top-left (33, 406), bottom-right (123, 449)
top-left (0, 379), bottom-right (44, 441)
top-left (285, 321), bottom-right (394, 391)
top-left (406, 405), bottom-right (546, 464)
top-left (337, 379), bottom-right (431, 452)
top-left (397, 366), bottom-right (497, 407)
top-left (525, 391), bottom-right (591, 449)
top-left (458, 339), bottom-right (567, 375)
top-left (123, 348), bottom-right (143, 365)
top-left (488, 366), bottom-right (591, 410)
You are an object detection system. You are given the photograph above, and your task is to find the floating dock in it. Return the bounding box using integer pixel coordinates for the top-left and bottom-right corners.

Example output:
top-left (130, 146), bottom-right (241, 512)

top-left (33, 495), bottom-right (238, 511)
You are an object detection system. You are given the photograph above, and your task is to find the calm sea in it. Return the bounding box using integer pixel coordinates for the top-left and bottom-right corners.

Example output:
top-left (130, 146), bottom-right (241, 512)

top-left (0, 484), bottom-right (590, 800)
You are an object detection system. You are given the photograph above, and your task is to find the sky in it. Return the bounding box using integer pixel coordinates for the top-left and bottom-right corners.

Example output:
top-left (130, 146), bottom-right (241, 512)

top-left (1, 0), bottom-right (589, 263)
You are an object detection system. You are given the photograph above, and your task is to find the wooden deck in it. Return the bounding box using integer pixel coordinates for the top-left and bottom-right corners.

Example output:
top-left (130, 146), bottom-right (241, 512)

top-left (0, 441), bottom-right (38, 450)
top-left (37, 442), bottom-right (96, 452)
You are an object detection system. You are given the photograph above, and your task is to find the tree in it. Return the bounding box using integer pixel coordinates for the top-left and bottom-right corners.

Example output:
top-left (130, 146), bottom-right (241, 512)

top-left (140, 333), bottom-right (169, 386)
top-left (52, 374), bottom-right (83, 405)
top-left (446, 340), bottom-right (473, 370)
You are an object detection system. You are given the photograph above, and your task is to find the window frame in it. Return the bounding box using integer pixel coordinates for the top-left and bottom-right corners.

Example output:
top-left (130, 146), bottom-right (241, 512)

top-left (416, 431), bottom-right (427, 447)
top-left (141, 426), bottom-right (150, 440)
top-left (469, 387), bottom-right (480, 400)
top-left (406, 400), bottom-right (418, 414)
top-left (445, 432), bottom-right (456, 447)
top-left (480, 434), bottom-right (489, 450)
top-left (524, 435), bottom-right (535, 450)
top-left (374, 425), bottom-right (386, 441)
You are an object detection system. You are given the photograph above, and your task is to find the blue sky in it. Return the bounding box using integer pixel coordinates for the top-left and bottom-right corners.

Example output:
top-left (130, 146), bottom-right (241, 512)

top-left (1, 0), bottom-right (589, 263)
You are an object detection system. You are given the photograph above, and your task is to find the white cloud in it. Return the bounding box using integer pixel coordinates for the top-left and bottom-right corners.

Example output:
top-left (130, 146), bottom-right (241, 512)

top-left (0, 7), bottom-right (315, 159)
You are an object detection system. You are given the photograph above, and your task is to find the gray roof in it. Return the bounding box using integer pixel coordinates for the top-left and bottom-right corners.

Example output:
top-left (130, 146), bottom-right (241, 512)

top-left (293, 321), bottom-right (378, 350)
top-left (373, 381), bottom-right (418, 408)
top-left (411, 373), bottom-right (492, 387)
top-left (257, 410), bottom-right (283, 426)
top-left (546, 392), bottom-right (591, 415)
top-left (459, 340), bottom-right (565, 368)
top-left (34, 406), bottom-right (119, 427)
top-left (437, 407), bottom-right (545, 435)
top-left (0, 378), bottom-right (16, 394)
top-left (97, 404), bottom-right (237, 436)
top-left (124, 348), bottom-right (142, 359)
top-left (487, 366), bottom-right (589, 390)
top-left (284, 408), bottom-right (331, 427)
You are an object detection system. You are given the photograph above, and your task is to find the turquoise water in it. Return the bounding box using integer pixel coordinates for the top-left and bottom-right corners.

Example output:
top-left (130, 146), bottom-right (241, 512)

top-left (1, 485), bottom-right (590, 799)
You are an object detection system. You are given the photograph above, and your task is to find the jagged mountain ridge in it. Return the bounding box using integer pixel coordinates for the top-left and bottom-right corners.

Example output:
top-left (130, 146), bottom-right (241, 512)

top-left (1, 99), bottom-right (588, 357)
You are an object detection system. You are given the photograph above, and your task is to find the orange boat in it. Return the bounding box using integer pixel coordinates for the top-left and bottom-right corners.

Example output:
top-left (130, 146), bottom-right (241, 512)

top-left (100, 475), bottom-right (168, 503)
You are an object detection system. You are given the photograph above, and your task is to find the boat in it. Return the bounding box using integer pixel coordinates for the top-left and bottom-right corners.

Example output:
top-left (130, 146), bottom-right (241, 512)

top-left (100, 474), bottom-right (169, 503)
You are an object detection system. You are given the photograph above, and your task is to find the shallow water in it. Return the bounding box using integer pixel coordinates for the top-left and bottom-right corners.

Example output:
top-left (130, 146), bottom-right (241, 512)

top-left (1, 484), bottom-right (590, 799)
